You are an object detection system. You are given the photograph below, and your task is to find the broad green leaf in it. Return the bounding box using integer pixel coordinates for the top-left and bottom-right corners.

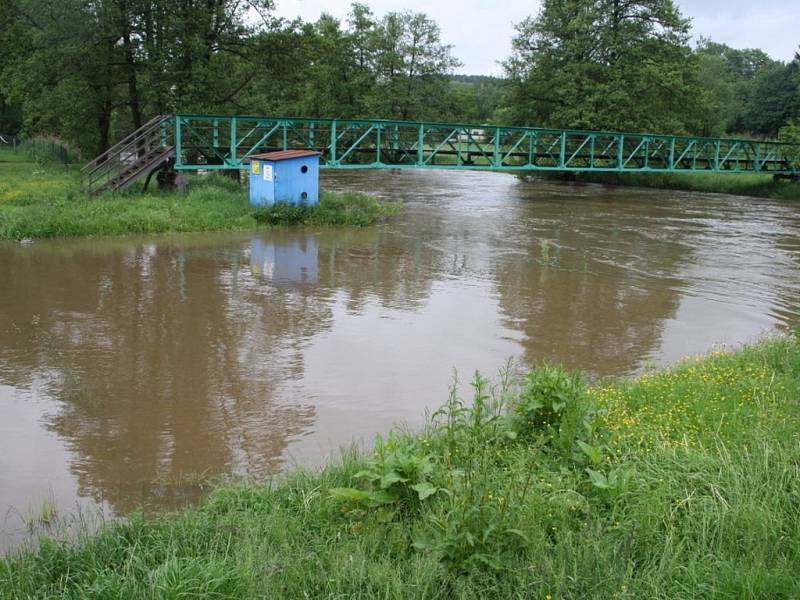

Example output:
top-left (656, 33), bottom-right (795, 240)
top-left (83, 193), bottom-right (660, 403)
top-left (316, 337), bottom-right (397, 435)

top-left (379, 472), bottom-right (408, 488)
top-left (353, 470), bottom-right (379, 482)
top-left (375, 507), bottom-right (396, 523)
top-left (577, 440), bottom-right (603, 465)
top-left (365, 490), bottom-right (398, 506)
top-left (410, 482), bottom-right (438, 500)
top-left (504, 528), bottom-right (530, 543)
top-left (412, 539), bottom-right (431, 551)
top-left (328, 487), bottom-right (371, 503)
top-left (586, 468), bottom-right (609, 489)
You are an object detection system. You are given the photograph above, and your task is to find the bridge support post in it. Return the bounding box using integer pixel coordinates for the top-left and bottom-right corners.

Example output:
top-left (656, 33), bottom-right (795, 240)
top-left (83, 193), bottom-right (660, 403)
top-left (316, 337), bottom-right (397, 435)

top-left (330, 120), bottom-right (337, 165)
top-left (669, 138), bottom-right (676, 170)
top-left (230, 116), bottom-right (237, 168)
top-left (417, 124), bottom-right (424, 166)
top-left (494, 127), bottom-right (501, 168)
top-left (175, 117), bottom-right (183, 168)
top-left (156, 170), bottom-right (187, 194)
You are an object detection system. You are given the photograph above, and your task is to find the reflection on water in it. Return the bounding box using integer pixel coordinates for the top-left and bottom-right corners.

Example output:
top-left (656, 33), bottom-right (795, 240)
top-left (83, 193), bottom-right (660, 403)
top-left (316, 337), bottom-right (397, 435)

top-left (250, 237), bottom-right (319, 286)
top-left (1, 170), bottom-right (799, 553)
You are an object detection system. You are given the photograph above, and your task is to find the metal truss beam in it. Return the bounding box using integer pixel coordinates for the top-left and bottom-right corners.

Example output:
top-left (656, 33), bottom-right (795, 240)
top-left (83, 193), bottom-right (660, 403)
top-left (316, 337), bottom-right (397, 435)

top-left (171, 115), bottom-right (798, 175)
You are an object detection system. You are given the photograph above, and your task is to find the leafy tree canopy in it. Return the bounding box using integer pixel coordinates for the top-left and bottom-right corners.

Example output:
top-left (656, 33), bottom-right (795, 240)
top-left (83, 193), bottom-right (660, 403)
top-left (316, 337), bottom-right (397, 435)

top-left (0, 0), bottom-right (796, 154)
top-left (503, 0), bottom-right (700, 134)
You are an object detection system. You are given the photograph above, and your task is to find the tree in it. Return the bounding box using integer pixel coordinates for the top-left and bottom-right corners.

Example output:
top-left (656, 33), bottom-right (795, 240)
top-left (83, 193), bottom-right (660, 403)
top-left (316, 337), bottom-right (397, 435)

top-left (694, 51), bottom-right (738, 136)
top-left (0, 0), bottom-right (124, 152)
top-left (0, 0), bottom-right (23, 134)
top-left (693, 40), bottom-right (771, 136)
top-left (0, 0), bottom-right (274, 153)
top-left (778, 120), bottom-right (800, 170)
top-left (0, 94), bottom-right (22, 135)
top-left (694, 40), bottom-right (797, 137)
top-left (296, 14), bottom-right (365, 117)
top-left (0, 0), bottom-right (465, 153)
top-left (346, 3), bottom-right (377, 114)
top-left (790, 48), bottom-right (800, 123)
top-left (369, 10), bottom-right (460, 120)
top-left (349, 3), bottom-right (375, 72)
top-left (447, 76), bottom-right (505, 123)
top-left (738, 61), bottom-right (798, 136)
top-left (503, 0), bottom-right (700, 133)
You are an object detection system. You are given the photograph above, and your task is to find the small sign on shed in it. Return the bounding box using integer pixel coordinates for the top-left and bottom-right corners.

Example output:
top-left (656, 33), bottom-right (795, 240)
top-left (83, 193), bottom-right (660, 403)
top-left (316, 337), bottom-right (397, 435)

top-left (248, 150), bottom-right (321, 206)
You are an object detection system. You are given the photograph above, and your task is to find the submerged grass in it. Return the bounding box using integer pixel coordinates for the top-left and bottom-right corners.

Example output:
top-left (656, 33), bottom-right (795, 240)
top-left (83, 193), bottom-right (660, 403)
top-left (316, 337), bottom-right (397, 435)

top-left (568, 171), bottom-right (800, 201)
top-left (0, 163), bottom-right (399, 240)
top-left (2, 334), bottom-right (799, 598)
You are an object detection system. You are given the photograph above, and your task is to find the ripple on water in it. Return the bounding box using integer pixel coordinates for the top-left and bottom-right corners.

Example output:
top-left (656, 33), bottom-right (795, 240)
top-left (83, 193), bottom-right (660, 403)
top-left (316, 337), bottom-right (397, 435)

top-left (0, 170), bottom-right (799, 553)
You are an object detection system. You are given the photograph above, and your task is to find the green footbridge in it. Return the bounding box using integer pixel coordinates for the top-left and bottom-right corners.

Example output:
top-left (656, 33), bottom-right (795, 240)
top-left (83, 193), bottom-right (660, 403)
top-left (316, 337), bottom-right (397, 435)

top-left (83, 114), bottom-right (799, 195)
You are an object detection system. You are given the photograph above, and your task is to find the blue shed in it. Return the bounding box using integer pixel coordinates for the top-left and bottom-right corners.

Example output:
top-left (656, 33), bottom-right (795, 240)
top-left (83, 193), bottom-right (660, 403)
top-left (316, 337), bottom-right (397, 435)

top-left (248, 150), bottom-right (321, 206)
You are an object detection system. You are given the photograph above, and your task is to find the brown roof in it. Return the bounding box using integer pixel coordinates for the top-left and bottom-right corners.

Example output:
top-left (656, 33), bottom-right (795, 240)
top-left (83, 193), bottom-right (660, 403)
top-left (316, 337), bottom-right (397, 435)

top-left (248, 150), bottom-right (322, 161)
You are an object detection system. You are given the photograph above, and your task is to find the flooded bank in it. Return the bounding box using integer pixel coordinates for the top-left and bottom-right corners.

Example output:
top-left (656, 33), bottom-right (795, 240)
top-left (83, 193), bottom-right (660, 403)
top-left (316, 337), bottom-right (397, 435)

top-left (1, 170), bottom-right (799, 552)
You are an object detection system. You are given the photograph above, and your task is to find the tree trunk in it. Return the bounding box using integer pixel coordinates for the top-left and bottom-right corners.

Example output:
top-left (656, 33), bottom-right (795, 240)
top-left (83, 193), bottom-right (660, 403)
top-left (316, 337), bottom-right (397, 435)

top-left (119, 1), bottom-right (143, 130)
top-left (98, 103), bottom-right (112, 154)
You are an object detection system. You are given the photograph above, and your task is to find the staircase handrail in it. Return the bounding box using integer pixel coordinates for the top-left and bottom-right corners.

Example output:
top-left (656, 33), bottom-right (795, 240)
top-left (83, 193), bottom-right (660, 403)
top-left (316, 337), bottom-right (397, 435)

top-left (83, 116), bottom-right (171, 178)
top-left (83, 117), bottom-right (174, 194)
top-left (82, 114), bottom-right (171, 174)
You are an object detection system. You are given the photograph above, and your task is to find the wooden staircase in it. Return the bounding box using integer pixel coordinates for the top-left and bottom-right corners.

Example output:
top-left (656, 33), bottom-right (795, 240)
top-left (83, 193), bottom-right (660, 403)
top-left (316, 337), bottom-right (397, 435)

top-left (83, 115), bottom-right (175, 195)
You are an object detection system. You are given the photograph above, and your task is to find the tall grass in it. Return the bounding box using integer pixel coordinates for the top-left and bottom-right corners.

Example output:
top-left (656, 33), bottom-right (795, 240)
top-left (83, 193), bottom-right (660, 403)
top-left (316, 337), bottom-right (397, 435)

top-left (2, 334), bottom-right (799, 598)
top-left (0, 164), bottom-right (399, 240)
top-left (0, 147), bottom-right (31, 163)
top-left (17, 136), bottom-right (75, 165)
top-left (570, 171), bottom-right (800, 201)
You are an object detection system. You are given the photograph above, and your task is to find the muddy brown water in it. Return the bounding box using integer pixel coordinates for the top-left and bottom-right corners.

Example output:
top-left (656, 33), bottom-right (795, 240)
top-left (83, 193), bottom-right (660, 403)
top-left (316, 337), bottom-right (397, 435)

top-left (1, 170), bottom-right (799, 553)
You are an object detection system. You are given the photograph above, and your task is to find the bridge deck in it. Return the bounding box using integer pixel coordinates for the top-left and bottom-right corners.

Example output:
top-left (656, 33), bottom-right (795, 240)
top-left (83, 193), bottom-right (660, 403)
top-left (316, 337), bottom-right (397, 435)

top-left (171, 115), bottom-right (797, 175)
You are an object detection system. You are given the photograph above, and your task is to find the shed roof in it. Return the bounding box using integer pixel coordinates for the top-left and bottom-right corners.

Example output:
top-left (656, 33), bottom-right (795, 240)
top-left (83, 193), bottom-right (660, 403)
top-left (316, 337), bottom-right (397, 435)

top-left (248, 150), bottom-right (322, 162)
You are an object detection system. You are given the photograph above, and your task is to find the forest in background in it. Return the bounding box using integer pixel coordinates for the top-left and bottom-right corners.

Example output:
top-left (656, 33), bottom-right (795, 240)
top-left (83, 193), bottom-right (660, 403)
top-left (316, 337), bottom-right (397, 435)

top-left (0, 0), bottom-right (798, 157)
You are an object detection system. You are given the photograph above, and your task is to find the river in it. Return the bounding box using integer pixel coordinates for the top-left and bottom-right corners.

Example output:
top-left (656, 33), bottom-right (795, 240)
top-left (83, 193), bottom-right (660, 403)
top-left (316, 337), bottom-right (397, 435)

top-left (1, 170), bottom-right (798, 552)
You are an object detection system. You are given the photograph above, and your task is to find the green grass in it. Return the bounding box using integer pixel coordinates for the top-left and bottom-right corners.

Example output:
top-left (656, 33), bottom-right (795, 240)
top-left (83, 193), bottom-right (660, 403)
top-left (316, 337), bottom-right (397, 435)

top-left (0, 163), bottom-right (399, 240)
top-left (569, 171), bottom-right (800, 201)
top-left (2, 333), bottom-right (799, 598)
top-left (0, 148), bottom-right (34, 163)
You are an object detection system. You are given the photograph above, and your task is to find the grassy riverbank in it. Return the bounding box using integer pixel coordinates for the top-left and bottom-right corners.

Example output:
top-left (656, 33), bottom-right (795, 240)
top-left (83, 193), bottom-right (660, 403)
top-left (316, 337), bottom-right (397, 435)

top-left (2, 333), bottom-right (799, 598)
top-left (0, 148), bottom-right (35, 164)
top-left (564, 171), bottom-right (800, 201)
top-left (0, 162), bottom-right (399, 240)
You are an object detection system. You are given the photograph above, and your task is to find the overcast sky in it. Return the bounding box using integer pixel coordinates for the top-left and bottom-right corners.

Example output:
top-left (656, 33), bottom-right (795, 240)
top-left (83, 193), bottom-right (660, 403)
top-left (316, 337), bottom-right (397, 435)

top-left (271, 0), bottom-right (800, 75)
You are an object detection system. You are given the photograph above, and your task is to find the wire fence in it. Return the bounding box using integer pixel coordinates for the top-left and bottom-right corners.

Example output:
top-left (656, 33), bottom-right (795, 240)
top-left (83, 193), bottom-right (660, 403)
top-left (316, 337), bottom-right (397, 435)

top-left (0, 134), bottom-right (72, 165)
top-left (0, 133), bottom-right (19, 151)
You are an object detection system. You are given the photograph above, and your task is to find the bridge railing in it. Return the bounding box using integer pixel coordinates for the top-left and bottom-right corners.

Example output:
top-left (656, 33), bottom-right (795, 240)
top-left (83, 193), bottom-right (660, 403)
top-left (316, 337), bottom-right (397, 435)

top-left (172, 114), bottom-right (797, 175)
top-left (83, 116), bottom-right (174, 194)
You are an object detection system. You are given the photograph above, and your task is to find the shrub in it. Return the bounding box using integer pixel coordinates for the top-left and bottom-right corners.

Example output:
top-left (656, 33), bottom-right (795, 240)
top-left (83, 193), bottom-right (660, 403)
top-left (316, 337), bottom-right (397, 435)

top-left (513, 364), bottom-right (593, 453)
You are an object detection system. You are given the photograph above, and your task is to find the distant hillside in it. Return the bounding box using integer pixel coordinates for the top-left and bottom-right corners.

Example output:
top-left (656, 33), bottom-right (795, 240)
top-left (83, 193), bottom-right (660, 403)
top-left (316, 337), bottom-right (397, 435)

top-left (447, 76), bottom-right (506, 123)
top-left (450, 74), bottom-right (506, 84)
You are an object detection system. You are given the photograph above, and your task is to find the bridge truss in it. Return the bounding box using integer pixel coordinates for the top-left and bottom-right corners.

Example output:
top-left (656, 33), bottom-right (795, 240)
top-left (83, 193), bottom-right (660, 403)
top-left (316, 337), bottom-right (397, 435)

top-left (79, 114), bottom-right (798, 193)
top-left (172, 115), bottom-right (798, 175)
